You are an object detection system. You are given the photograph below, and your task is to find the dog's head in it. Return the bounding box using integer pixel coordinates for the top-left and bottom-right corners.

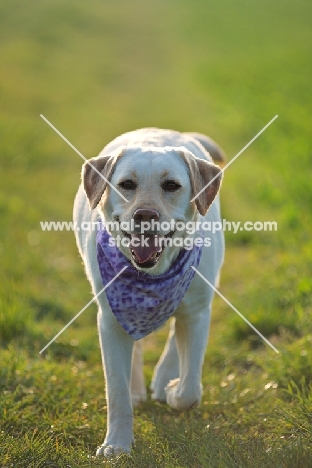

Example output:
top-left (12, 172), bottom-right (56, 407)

top-left (82, 146), bottom-right (222, 274)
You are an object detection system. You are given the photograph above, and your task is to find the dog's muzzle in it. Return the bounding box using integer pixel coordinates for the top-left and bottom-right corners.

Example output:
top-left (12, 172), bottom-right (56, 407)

top-left (122, 230), bottom-right (175, 268)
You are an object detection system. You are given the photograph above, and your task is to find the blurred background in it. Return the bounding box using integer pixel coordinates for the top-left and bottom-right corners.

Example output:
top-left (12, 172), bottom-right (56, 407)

top-left (0, 0), bottom-right (311, 463)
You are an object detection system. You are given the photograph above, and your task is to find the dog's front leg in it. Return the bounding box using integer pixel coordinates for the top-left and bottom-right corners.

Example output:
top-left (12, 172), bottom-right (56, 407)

top-left (96, 306), bottom-right (134, 457)
top-left (165, 308), bottom-right (211, 411)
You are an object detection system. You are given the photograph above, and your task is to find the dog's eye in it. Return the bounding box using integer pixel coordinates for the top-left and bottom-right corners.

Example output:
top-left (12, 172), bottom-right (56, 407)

top-left (162, 180), bottom-right (181, 192)
top-left (118, 180), bottom-right (137, 190)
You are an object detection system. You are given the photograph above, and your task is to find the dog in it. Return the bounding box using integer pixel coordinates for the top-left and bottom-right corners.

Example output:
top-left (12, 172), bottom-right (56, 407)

top-left (73, 128), bottom-right (225, 457)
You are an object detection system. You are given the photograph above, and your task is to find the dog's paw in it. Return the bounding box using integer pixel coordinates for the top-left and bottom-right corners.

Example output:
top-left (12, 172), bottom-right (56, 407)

top-left (96, 444), bottom-right (131, 457)
top-left (151, 388), bottom-right (167, 403)
top-left (151, 380), bottom-right (167, 402)
top-left (165, 378), bottom-right (202, 411)
top-left (151, 370), bottom-right (179, 402)
top-left (131, 391), bottom-right (147, 407)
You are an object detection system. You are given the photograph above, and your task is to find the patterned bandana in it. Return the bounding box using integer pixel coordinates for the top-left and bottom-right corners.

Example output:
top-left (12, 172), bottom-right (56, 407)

top-left (96, 227), bottom-right (203, 340)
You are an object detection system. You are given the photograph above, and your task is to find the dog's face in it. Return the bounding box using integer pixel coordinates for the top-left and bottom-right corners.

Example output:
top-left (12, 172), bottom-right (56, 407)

top-left (83, 146), bottom-right (222, 275)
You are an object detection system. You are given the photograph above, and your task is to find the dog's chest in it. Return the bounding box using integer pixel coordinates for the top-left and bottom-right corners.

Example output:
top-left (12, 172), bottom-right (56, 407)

top-left (96, 227), bottom-right (203, 340)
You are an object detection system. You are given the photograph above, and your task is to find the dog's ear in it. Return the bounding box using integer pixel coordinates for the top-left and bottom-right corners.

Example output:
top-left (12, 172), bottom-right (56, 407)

top-left (82, 148), bottom-right (125, 209)
top-left (180, 150), bottom-right (223, 216)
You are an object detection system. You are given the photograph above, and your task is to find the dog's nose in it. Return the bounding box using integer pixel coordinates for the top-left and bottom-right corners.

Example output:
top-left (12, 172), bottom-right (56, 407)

top-left (133, 208), bottom-right (160, 223)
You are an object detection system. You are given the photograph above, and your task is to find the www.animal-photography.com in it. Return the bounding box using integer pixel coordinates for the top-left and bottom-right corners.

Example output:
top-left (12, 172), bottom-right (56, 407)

top-left (0, 1), bottom-right (311, 466)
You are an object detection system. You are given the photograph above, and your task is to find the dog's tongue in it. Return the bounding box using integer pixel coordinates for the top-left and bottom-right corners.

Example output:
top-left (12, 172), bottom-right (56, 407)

top-left (130, 234), bottom-right (162, 264)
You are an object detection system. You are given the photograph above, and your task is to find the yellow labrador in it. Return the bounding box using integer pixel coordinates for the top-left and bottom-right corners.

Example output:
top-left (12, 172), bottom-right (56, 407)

top-left (73, 128), bottom-right (225, 456)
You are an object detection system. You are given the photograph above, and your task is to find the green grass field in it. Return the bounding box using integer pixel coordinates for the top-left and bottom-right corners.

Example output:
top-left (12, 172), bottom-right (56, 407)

top-left (0, 0), bottom-right (311, 466)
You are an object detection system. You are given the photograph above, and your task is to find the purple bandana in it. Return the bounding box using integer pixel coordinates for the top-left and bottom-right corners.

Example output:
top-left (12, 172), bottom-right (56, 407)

top-left (96, 227), bottom-right (203, 340)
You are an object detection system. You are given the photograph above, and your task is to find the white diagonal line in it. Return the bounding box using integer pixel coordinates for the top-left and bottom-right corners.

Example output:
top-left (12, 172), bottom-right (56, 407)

top-left (191, 115), bottom-right (278, 202)
top-left (39, 266), bottom-right (128, 354)
top-left (191, 267), bottom-right (279, 354)
top-left (40, 114), bottom-right (129, 203)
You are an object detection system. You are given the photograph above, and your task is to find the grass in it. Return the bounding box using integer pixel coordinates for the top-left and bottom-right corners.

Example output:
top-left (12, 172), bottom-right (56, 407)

top-left (0, 0), bottom-right (311, 465)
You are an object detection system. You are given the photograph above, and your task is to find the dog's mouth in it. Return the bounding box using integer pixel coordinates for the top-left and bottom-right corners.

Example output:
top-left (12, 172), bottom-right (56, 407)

top-left (121, 230), bottom-right (175, 268)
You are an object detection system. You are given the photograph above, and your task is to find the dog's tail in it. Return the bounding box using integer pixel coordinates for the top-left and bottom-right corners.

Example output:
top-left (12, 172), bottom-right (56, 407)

top-left (184, 132), bottom-right (226, 165)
